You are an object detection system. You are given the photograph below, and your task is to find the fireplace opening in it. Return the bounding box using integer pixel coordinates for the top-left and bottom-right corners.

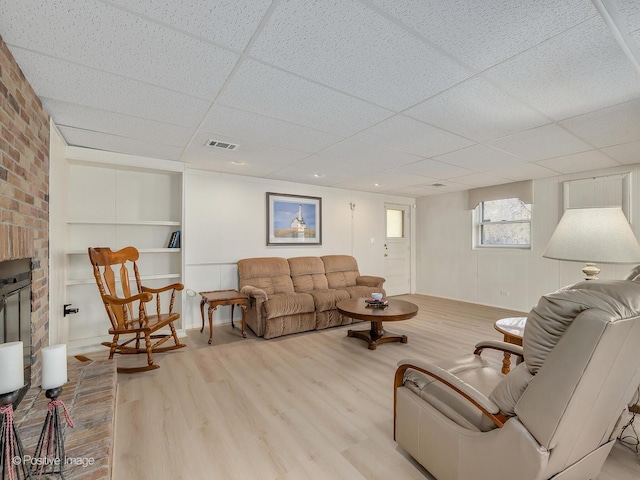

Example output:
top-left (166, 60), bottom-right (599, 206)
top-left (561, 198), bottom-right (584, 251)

top-left (0, 258), bottom-right (31, 408)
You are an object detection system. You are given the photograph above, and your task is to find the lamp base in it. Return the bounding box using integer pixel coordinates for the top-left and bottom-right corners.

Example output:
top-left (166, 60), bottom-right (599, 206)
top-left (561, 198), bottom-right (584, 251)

top-left (582, 263), bottom-right (600, 280)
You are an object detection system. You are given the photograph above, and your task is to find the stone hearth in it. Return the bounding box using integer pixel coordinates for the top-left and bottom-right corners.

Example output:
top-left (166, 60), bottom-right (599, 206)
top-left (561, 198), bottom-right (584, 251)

top-left (14, 357), bottom-right (116, 479)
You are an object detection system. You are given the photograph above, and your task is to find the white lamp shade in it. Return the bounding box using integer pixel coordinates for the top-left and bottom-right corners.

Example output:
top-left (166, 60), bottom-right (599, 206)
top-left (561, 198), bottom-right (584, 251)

top-left (41, 344), bottom-right (68, 390)
top-left (0, 341), bottom-right (24, 395)
top-left (543, 207), bottom-right (640, 264)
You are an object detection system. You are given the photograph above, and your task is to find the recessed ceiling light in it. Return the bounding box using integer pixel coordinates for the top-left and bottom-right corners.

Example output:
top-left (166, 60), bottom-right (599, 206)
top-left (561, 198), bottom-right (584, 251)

top-left (231, 160), bottom-right (245, 166)
top-left (430, 183), bottom-right (446, 187)
top-left (313, 173), bottom-right (325, 178)
top-left (374, 183), bottom-right (380, 187)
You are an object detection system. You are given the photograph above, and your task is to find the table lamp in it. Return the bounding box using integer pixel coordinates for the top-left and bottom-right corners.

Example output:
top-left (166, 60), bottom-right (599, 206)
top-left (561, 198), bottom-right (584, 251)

top-left (543, 206), bottom-right (640, 280)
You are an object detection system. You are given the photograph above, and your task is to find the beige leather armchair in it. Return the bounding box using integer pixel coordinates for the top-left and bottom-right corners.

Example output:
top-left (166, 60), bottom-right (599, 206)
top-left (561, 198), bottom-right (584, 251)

top-left (394, 279), bottom-right (640, 480)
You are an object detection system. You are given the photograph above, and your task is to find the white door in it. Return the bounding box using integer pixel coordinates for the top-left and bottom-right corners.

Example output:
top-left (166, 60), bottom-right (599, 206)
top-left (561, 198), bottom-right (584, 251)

top-left (383, 204), bottom-right (411, 296)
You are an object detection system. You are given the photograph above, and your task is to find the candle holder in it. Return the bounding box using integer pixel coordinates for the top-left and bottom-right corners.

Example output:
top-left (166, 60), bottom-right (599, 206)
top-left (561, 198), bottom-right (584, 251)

top-left (31, 387), bottom-right (73, 479)
top-left (0, 389), bottom-right (31, 480)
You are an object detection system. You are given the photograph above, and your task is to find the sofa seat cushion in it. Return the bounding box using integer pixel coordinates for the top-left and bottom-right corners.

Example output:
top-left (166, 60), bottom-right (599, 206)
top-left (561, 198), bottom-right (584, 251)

top-left (309, 289), bottom-right (350, 312)
top-left (263, 292), bottom-right (315, 320)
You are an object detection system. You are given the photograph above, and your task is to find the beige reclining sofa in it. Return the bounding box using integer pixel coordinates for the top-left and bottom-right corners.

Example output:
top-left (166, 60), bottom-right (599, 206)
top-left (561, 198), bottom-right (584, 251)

top-left (237, 255), bottom-right (385, 339)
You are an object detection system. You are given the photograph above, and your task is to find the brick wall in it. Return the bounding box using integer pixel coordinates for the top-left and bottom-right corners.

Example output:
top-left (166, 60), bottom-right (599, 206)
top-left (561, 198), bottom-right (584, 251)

top-left (0, 34), bottom-right (50, 384)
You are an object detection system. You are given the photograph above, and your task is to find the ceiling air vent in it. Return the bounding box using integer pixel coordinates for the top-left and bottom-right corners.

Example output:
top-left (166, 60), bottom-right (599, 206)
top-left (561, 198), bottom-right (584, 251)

top-left (206, 139), bottom-right (238, 150)
top-left (430, 183), bottom-right (446, 187)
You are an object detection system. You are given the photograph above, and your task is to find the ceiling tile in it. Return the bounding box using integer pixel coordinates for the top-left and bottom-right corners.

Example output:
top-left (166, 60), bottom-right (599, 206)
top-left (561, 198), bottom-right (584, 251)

top-left (370, 0), bottom-right (598, 71)
top-left (412, 182), bottom-right (470, 195)
top-left (350, 115), bottom-right (474, 158)
top-left (332, 176), bottom-right (397, 193)
top-left (58, 126), bottom-right (184, 161)
top-left (378, 186), bottom-right (429, 197)
top-left (536, 150), bottom-right (620, 174)
top-left (249, 0), bottom-right (472, 110)
top-left (198, 104), bottom-right (344, 153)
top-left (287, 154), bottom-right (367, 178)
top-left (335, 171), bottom-right (439, 192)
top-left (559, 99), bottom-right (640, 148)
top-left (615, 0), bottom-right (640, 34)
top-left (265, 167), bottom-right (358, 186)
top-left (493, 162), bottom-right (560, 181)
top-left (405, 76), bottom-right (549, 142)
top-left (395, 159), bottom-right (473, 179)
top-left (317, 138), bottom-right (422, 170)
top-left (600, 140), bottom-right (640, 165)
top-left (10, 48), bottom-right (211, 128)
top-left (108, 0), bottom-right (272, 51)
top-left (448, 172), bottom-right (513, 188)
top-left (43, 98), bottom-right (193, 148)
top-left (488, 124), bottom-right (592, 161)
top-left (181, 133), bottom-right (310, 174)
top-left (0, 0), bottom-right (239, 100)
top-left (433, 144), bottom-right (525, 171)
top-left (485, 16), bottom-right (640, 121)
top-left (217, 60), bottom-right (393, 136)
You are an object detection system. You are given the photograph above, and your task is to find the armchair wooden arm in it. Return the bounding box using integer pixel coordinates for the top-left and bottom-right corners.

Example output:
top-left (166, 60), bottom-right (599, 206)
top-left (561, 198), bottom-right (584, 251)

top-left (141, 282), bottom-right (184, 316)
top-left (103, 292), bottom-right (153, 305)
top-left (474, 340), bottom-right (524, 359)
top-left (141, 283), bottom-right (184, 294)
top-left (394, 359), bottom-right (507, 440)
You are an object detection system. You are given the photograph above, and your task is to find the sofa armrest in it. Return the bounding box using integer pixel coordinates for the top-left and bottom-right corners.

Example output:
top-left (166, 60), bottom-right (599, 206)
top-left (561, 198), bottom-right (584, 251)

top-left (240, 285), bottom-right (268, 301)
top-left (356, 275), bottom-right (385, 288)
top-left (393, 358), bottom-right (506, 439)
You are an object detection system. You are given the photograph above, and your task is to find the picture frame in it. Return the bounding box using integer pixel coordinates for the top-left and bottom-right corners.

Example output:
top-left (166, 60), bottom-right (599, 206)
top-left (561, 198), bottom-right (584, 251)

top-left (266, 192), bottom-right (322, 246)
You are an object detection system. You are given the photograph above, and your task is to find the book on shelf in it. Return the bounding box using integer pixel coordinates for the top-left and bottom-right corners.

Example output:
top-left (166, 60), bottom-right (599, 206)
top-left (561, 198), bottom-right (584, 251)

top-left (167, 230), bottom-right (181, 248)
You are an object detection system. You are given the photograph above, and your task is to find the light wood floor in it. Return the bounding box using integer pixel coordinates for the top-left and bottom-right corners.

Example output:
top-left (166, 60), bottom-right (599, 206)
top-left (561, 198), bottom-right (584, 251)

top-left (112, 295), bottom-right (640, 479)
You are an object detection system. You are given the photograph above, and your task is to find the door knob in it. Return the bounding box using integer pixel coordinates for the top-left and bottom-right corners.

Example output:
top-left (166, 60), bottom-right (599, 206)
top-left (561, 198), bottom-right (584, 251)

top-left (384, 253), bottom-right (388, 257)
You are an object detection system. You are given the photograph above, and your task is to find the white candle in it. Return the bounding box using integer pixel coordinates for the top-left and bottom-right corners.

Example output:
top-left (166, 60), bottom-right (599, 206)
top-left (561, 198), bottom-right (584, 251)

top-left (0, 341), bottom-right (24, 395)
top-left (41, 344), bottom-right (67, 390)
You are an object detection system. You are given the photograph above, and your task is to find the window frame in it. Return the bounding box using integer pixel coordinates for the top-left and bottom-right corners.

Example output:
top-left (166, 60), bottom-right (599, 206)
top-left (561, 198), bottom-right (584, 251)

top-left (474, 198), bottom-right (532, 249)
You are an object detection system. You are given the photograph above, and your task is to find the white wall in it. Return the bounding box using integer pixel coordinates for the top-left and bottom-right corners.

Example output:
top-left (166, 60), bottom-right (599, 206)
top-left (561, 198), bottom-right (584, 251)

top-left (416, 163), bottom-right (640, 313)
top-left (182, 169), bottom-right (415, 328)
top-left (48, 123), bottom-right (69, 345)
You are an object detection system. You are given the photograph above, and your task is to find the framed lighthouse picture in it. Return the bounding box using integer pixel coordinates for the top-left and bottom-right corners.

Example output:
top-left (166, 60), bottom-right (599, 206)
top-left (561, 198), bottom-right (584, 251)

top-left (267, 192), bottom-right (322, 245)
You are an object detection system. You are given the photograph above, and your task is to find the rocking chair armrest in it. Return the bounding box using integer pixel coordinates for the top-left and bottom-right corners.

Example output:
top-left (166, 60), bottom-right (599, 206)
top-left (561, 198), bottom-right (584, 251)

top-left (141, 283), bottom-right (184, 294)
top-left (394, 359), bottom-right (506, 429)
top-left (103, 292), bottom-right (153, 305)
top-left (474, 340), bottom-right (524, 359)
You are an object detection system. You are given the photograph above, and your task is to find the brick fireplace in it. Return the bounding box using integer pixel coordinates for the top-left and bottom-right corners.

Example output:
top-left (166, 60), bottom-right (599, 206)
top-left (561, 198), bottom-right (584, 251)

top-left (0, 35), bottom-right (115, 479)
top-left (0, 34), bottom-right (51, 388)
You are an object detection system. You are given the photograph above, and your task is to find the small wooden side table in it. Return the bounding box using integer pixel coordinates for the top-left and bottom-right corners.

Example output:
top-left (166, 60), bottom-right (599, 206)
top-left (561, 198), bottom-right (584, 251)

top-left (494, 316), bottom-right (527, 374)
top-left (199, 290), bottom-right (249, 344)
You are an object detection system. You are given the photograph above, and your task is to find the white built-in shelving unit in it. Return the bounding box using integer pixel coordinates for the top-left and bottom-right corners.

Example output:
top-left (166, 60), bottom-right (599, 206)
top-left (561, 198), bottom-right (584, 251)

top-left (62, 148), bottom-right (185, 353)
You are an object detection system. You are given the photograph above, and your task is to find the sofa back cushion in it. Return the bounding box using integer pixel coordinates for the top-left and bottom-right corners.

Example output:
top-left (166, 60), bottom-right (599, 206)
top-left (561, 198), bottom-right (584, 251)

top-left (321, 255), bottom-right (359, 288)
top-left (288, 257), bottom-right (329, 292)
top-left (237, 257), bottom-right (294, 295)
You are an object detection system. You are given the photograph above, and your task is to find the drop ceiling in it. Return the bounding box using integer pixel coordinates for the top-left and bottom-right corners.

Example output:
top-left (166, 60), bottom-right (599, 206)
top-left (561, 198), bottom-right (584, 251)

top-left (1, 0), bottom-right (639, 197)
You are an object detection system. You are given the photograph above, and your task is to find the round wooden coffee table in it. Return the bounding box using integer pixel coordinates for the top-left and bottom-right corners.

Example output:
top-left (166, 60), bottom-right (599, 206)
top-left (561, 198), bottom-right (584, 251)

top-left (337, 298), bottom-right (418, 350)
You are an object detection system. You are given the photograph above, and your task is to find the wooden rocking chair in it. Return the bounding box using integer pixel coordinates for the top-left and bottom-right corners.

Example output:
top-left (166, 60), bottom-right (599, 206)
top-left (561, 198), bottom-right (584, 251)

top-left (88, 246), bottom-right (186, 373)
